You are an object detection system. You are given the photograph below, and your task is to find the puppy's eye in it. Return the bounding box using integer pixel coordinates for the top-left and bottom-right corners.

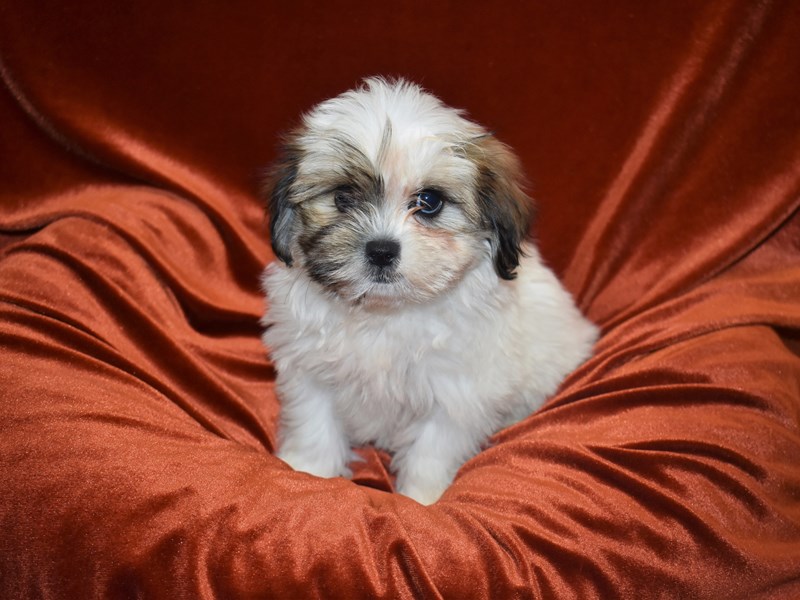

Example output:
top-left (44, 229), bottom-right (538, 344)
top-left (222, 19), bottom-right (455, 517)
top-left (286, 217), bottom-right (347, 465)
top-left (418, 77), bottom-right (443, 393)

top-left (334, 186), bottom-right (356, 212)
top-left (410, 190), bottom-right (444, 216)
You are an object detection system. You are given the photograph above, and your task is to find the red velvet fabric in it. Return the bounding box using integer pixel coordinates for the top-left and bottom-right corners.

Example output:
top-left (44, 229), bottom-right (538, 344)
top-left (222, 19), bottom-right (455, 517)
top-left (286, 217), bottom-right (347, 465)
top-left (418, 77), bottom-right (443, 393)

top-left (2, 1), bottom-right (799, 598)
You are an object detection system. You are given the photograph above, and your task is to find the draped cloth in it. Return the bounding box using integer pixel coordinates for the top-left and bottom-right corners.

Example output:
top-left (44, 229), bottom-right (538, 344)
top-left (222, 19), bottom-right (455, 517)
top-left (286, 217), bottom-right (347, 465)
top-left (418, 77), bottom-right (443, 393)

top-left (1, 2), bottom-right (799, 598)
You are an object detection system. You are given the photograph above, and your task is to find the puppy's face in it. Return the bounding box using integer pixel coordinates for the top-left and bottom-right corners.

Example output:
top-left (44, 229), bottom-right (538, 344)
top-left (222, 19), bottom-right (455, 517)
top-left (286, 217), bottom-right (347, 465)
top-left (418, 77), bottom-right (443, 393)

top-left (267, 78), bottom-right (532, 308)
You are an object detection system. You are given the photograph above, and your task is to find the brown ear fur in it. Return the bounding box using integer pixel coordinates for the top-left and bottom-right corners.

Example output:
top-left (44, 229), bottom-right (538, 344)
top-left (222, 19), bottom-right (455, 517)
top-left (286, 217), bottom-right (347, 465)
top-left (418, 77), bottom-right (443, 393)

top-left (470, 137), bottom-right (534, 280)
top-left (264, 141), bottom-right (302, 265)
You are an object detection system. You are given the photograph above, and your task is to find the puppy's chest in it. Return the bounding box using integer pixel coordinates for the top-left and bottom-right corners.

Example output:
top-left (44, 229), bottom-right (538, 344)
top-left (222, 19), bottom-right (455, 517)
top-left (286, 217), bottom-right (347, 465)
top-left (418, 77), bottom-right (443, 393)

top-left (316, 314), bottom-right (456, 397)
top-left (316, 316), bottom-right (467, 442)
top-left (311, 315), bottom-right (472, 413)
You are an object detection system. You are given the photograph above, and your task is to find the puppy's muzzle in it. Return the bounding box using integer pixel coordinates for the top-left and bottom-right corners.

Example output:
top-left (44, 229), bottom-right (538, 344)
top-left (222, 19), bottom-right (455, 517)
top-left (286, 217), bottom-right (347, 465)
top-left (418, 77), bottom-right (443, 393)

top-left (365, 239), bottom-right (400, 269)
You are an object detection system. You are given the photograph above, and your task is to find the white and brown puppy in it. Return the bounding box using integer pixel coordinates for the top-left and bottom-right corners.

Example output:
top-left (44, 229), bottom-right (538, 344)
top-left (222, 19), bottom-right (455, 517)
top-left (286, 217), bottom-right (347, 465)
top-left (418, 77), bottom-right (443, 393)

top-left (262, 78), bottom-right (597, 505)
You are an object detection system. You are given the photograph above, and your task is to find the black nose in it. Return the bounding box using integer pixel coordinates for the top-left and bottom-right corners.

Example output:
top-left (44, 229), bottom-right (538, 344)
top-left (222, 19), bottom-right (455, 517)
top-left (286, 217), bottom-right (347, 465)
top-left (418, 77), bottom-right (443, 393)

top-left (365, 239), bottom-right (400, 268)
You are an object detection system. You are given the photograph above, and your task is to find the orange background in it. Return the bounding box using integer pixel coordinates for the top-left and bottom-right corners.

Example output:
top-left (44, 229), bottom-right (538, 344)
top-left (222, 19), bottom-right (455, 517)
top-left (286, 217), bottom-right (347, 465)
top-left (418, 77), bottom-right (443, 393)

top-left (1, 2), bottom-right (799, 597)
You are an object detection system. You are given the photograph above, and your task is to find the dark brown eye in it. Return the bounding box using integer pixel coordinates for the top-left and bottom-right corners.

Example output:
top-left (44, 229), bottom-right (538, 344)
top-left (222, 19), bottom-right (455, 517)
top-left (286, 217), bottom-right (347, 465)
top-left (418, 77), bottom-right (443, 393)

top-left (334, 186), bottom-right (356, 212)
top-left (410, 189), bottom-right (444, 216)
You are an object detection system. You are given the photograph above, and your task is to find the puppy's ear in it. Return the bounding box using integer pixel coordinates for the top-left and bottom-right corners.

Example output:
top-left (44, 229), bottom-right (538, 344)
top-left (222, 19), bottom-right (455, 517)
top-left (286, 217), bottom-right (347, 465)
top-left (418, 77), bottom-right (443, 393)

top-left (264, 143), bottom-right (302, 266)
top-left (471, 136), bottom-right (534, 280)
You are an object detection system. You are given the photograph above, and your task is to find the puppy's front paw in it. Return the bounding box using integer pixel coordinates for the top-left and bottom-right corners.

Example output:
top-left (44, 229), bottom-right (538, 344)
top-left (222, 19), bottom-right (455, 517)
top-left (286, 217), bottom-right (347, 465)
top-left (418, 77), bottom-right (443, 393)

top-left (277, 442), bottom-right (352, 479)
top-left (396, 479), bottom-right (449, 506)
top-left (395, 459), bottom-right (455, 505)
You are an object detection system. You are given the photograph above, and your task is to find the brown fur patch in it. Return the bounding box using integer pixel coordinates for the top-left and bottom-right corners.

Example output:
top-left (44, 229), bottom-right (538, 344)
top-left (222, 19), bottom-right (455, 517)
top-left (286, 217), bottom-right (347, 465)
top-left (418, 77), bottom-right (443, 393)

top-left (466, 136), bottom-right (533, 279)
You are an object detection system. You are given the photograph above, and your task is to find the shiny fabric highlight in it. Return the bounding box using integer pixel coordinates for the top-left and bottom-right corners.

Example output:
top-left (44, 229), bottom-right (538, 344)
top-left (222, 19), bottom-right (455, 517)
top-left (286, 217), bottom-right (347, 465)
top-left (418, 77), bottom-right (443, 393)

top-left (1, 1), bottom-right (799, 598)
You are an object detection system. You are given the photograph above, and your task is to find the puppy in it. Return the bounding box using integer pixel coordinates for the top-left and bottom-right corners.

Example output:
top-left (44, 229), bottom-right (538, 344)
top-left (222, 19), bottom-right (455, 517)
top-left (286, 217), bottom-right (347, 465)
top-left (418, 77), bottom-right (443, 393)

top-left (261, 78), bottom-right (597, 505)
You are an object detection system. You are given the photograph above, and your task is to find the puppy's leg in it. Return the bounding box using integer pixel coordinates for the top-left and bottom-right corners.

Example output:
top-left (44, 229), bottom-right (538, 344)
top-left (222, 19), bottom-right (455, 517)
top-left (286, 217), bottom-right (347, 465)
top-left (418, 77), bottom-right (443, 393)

top-left (393, 407), bottom-right (481, 505)
top-left (276, 374), bottom-right (352, 479)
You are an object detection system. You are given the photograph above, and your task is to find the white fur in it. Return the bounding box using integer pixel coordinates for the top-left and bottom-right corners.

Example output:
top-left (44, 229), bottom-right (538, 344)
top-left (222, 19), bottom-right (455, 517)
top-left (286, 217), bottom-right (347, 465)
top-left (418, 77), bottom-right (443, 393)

top-left (261, 79), bottom-right (597, 504)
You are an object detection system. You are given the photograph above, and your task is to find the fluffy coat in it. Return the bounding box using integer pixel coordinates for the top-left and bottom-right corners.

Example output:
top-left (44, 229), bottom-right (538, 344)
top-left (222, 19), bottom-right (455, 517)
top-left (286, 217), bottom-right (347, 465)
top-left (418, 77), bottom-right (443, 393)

top-left (262, 78), bottom-right (597, 504)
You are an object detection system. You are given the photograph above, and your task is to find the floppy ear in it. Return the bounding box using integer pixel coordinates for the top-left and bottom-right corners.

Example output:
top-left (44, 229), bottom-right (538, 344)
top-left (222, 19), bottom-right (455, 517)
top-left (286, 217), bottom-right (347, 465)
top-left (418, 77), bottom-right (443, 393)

top-left (264, 144), bottom-right (302, 265)
top-left (471, 137), bottom-right (534, 280)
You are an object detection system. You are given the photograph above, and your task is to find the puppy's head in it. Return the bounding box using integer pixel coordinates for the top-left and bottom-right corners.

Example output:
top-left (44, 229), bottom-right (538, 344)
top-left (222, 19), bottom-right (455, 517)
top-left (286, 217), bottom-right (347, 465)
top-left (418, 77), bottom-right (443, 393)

top-left (266, 77), bottom-right (532, 307)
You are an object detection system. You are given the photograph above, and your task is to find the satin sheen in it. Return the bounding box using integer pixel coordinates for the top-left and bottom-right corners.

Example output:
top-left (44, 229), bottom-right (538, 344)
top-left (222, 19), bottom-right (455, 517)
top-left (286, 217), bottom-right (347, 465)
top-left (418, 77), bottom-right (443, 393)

top-left (1, 1), bottom-right (799, 598)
